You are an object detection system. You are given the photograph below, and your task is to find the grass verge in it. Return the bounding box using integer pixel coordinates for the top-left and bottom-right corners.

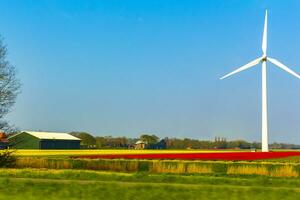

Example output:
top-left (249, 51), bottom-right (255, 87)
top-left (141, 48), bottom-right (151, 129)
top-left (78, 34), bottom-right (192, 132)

top-left (0, 169), bottom-right (300, 200)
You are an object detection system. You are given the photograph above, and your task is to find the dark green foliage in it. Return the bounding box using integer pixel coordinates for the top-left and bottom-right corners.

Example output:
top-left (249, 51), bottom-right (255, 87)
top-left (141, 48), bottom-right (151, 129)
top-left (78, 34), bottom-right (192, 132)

top-left (95, 136), bottom-right (130, 148)
top-left (58, 132), bottom-right (300, 150)
top-left (138, 161), bottom-right (150, 172)
top-left (89, 134), bottom-right (300, 150)
top-left (69, 132), bottom-right (96, 148)
top-left (140, 134), bottom-right (159, 144)
top-left (0, 150), bottom-right (16, 167)
top-left (211, 162), bottom-right (228, 174)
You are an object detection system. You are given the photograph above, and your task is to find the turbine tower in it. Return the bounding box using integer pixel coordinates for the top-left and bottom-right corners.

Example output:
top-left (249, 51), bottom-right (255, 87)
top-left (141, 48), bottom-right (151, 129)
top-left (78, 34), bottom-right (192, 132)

top-left (220, 10), bottom-right (300, 152)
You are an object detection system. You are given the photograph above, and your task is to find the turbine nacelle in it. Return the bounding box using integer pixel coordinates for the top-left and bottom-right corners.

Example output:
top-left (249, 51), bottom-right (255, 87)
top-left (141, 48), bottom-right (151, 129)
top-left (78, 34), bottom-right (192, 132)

top-left (220, 56), bottom-right (300, 80)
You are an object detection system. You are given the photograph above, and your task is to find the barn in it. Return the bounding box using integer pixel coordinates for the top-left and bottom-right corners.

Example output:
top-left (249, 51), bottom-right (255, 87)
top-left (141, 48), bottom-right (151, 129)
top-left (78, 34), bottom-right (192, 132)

top-left (8, 131), bottom-right (81, 149)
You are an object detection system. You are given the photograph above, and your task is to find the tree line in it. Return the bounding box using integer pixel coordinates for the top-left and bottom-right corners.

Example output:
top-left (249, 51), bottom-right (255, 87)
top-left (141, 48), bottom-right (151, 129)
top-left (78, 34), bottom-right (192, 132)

top-left (69, 132), bottom-right (300, 150)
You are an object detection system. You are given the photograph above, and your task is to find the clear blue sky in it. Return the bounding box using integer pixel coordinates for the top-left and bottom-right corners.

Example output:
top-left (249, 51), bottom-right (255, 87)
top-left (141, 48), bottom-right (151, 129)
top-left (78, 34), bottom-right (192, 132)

top-left (2, 0), bottom-right (300, 143)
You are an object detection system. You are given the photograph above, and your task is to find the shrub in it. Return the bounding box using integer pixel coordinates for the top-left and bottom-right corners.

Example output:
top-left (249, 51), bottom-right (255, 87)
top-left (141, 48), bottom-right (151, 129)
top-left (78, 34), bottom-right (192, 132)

top-left (0, 150), bottom-right (16, 167)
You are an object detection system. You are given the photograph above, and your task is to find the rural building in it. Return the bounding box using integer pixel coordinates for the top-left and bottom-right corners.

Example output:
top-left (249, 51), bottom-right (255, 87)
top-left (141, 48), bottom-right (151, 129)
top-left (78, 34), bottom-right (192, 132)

top-left (8, 131), bottom-right (81, 149)
top-left (134, 139), bottom-right (167, 150)
top-left (134, 140), bottom-right (146, 149)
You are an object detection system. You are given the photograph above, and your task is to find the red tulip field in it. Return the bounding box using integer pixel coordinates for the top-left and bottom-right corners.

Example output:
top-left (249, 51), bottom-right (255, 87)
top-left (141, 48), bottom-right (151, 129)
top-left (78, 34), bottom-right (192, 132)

top-left (73, 151), bottom-right (300, 161)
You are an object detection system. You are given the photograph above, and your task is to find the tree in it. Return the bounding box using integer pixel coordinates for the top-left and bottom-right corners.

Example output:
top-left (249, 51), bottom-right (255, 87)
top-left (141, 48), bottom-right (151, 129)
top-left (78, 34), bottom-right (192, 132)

top-left (140, 134), bottom-right (159, 145)
top-left (0, 37), bottom-right (20, 132)
top-left (69, 132), bottom-right (96, 148)
top-left (95, 136), bottom-right (107, 148)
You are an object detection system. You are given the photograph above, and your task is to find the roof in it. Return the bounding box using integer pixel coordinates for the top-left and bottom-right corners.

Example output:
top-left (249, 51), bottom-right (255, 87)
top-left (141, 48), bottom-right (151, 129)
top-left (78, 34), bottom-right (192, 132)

top-left (135, 140), bottom-right (146, 145)
top-left (9, 131), bottom-right (81, 141)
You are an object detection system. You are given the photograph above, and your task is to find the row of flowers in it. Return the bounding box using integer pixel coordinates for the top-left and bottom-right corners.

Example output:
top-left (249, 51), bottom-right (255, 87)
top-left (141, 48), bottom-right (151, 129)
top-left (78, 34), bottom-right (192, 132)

top-left (72, 151), bottom-right (300, 161)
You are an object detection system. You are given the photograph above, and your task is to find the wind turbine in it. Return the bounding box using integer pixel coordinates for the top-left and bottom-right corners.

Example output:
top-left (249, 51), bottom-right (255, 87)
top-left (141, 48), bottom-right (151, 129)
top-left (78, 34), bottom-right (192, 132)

top-left (220, 10), bottom-right (300, 152)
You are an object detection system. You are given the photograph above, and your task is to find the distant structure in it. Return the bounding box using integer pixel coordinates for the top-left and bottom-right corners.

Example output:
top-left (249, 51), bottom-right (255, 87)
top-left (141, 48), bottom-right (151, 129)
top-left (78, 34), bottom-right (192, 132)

top-left (8, 131), bottom-right (81, 149)
top-left (134, 139), bottom-right (167, 150)
top-left (220, 10), bottom-right (300, 152)
top-left (134, 140), bottom-right (146, 150)
top-left (214, 137), bottom-right (227, 142)
top-left (0, 132), bottom-right (8, 149)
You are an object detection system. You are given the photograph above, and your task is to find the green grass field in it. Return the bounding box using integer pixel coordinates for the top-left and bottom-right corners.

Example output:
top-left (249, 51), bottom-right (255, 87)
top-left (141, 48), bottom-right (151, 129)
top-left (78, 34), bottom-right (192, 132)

top-left (0, 168), bottom-right (299, 200)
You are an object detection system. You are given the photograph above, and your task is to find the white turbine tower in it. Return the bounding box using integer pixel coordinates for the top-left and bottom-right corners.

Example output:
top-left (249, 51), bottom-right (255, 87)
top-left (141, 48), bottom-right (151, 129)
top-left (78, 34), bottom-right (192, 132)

top-left (220, 10), bottom-right (300, 152)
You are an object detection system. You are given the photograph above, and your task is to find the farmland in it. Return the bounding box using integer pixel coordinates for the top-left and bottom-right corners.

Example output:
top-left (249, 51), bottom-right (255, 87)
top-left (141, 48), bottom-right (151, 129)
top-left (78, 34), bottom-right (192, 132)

top-left (14, 156), bottom-right (300, 177)
top-left (11, 149), bottom-right (241, 157)
top-left (6, 149), bottom-right (300, 177)
top-left (1, 168), bottom-right (300, 200)
top-left (10, 149), bottom-right (300, 157)
top-left (2, 149), bottom-right (300, 199)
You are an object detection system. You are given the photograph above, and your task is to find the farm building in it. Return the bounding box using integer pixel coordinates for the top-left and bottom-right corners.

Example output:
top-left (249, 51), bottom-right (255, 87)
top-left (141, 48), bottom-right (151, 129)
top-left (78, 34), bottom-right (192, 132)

top-left (134, 139), bottom-right (167, 150)
top-left (8, 131), bottom-right (81, 149)
top-left (134, 140), bottom-right (146, 149)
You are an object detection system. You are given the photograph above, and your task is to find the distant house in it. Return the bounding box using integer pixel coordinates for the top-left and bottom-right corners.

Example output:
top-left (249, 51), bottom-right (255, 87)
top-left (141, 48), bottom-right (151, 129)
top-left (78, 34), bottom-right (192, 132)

top-left (134, 139), bottom-right (167, 150)
top-left (134, 140), bottom-right (146, 150)
top-left (0, 132), bottom-right (8, 149)
top-left (8, 131), bottom-right (81, 149)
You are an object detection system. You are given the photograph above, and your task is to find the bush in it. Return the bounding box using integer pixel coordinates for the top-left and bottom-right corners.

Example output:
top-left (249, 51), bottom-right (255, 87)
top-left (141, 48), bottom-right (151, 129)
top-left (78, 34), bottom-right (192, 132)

top-left (0, 150), bottom-right (16, 167)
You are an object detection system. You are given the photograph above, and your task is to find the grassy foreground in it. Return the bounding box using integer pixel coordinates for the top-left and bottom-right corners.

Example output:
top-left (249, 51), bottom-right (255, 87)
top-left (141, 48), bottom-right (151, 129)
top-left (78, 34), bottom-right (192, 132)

top-left (0, 168), bottom-right (299, 200)
top-left (2, 150), bottom-right (300, 199)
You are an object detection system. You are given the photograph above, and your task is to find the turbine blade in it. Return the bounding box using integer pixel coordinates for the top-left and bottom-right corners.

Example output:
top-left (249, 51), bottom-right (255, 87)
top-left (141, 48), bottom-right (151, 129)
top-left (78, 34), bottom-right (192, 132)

top-left (220, 57), bottom-right (262, 80)
top-left (268, 57), bottom-right (300, 79)
top-left (262, 10), bottom-right (268, 55)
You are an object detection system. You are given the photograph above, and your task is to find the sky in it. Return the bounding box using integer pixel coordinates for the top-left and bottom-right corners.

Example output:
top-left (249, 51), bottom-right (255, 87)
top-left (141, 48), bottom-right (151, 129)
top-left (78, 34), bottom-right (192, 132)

top-left (1, 0), bottom-right (300, 143)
